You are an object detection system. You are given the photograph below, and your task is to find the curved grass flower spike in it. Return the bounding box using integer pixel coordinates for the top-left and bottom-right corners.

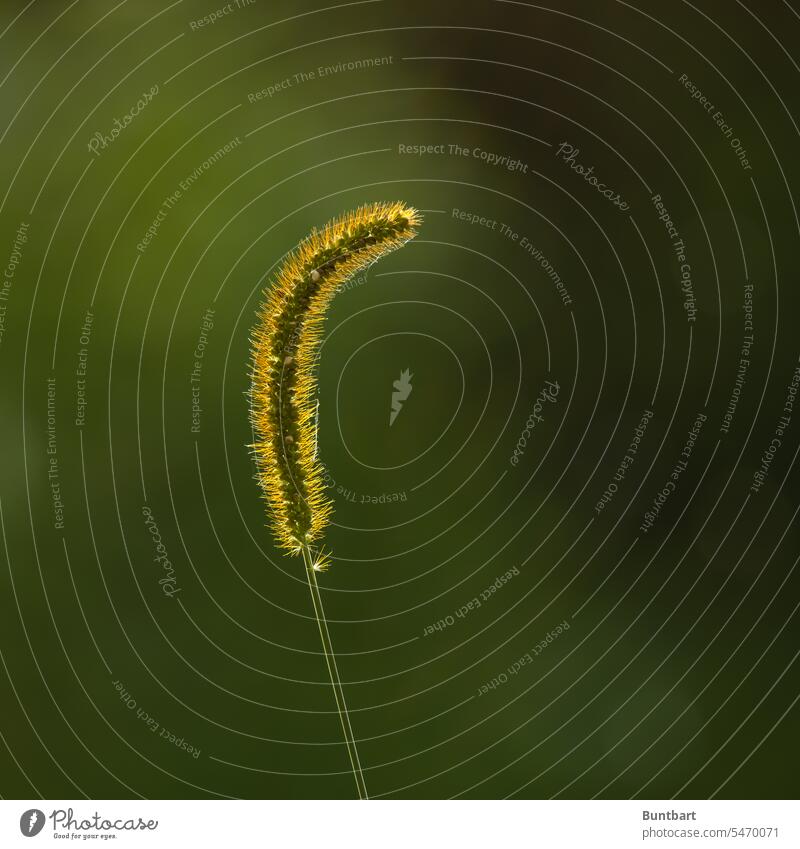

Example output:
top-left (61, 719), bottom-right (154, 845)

top-left (248, 201), bottom-right (421, 798)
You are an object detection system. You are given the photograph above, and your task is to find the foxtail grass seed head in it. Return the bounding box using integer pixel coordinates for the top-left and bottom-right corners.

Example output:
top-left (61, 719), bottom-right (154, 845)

top-left (249, 202), bottom-right (422, 561)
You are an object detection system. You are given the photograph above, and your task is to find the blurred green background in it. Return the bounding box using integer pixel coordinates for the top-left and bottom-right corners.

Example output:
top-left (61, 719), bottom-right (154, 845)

top-left (0, 0), bottom-right (798, 799)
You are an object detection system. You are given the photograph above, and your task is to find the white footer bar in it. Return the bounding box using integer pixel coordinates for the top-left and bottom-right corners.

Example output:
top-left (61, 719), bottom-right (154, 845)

top-left (2, 799), bottom-right (796, 848)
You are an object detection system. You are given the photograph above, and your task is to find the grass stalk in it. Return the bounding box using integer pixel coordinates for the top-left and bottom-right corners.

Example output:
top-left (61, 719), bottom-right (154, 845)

top-left (301, 543), bottom-right (368, 800)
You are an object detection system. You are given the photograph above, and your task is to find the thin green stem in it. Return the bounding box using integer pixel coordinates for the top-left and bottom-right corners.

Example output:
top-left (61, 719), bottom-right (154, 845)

top-left (301, 544), bottom-right (368, 800)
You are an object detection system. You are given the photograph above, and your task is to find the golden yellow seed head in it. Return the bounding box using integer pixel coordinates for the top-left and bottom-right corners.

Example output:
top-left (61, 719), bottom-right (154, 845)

top-left (248, 202), bottom-right (421, 556)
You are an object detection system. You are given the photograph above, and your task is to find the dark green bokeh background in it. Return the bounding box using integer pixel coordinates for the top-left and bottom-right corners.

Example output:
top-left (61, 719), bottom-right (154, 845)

top-left (0, 0), bottom-right (798, 799)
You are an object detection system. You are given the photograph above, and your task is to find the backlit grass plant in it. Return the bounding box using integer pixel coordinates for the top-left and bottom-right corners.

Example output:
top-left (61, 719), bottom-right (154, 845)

top-left (248, 201), bottom-right (421, 798)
